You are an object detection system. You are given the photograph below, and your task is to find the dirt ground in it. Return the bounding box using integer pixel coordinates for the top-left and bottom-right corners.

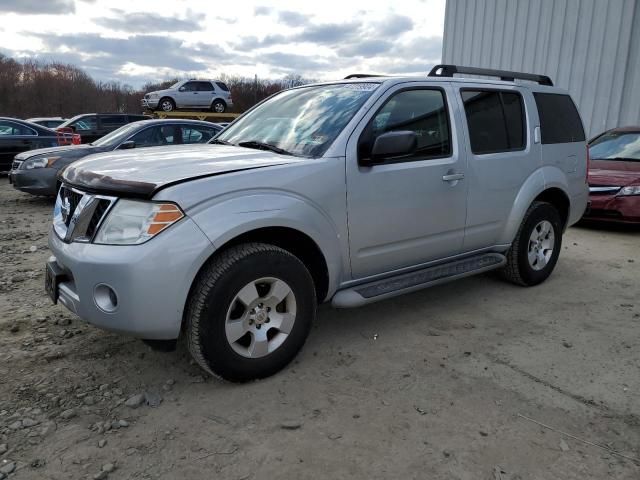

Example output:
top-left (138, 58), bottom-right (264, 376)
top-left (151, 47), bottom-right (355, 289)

top-left (0, 177), bottom-right (638, 480)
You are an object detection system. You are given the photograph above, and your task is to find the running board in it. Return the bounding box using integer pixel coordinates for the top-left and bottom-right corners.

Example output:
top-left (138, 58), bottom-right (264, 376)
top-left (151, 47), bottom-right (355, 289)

top-left (332, 253), bottom-right (506, 308)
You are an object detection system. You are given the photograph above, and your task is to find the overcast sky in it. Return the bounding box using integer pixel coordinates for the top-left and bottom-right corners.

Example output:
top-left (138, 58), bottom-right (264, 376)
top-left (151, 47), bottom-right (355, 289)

top-left (0, 0), bottom-right (445, 86)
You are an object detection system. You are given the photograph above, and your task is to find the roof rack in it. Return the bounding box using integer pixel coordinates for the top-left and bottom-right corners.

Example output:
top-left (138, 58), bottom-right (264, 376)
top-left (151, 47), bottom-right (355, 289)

top-left (428, 64), bottom-right (553, 86)
top-left (343, 74), bottom-right (386, 79)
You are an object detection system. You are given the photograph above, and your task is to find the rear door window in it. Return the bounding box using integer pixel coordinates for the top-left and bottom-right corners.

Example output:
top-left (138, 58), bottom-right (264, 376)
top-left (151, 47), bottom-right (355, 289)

top-left (181, 126), bottom-right (218, 144)
top-left (461, 90), bottom-right (526, 154)
top-left (533, 93), bottom-right (585, 144)
top-left (196, 81), bottom-right (214, 91)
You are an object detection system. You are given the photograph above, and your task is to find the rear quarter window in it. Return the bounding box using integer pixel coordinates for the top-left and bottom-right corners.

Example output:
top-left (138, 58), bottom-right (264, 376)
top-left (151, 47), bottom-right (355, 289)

top-left (215, 82), bottom-right (230, 91)
top-left (534, 93), bottom-right (585, 144)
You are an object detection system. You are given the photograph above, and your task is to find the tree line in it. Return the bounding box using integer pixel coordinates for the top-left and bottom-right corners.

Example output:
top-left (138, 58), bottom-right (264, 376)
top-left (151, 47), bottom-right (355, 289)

top-left (0, 54), bottom-right (310, 119)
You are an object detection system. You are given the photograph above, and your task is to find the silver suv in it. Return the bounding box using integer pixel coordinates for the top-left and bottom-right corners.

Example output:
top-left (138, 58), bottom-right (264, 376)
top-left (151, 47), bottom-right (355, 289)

top-left (143, 79), bottom-right (233, 113)
top-left (47, 65), bottom-right (588, 382)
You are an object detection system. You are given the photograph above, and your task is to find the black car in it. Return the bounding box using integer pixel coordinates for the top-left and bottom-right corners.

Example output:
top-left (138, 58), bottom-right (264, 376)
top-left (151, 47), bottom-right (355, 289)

top-left (10, 119), bottom-right (222, 196)
top-left (56, 113), bottom-right (151, 144)
top-left (0, 117), bottom-right (62, 172)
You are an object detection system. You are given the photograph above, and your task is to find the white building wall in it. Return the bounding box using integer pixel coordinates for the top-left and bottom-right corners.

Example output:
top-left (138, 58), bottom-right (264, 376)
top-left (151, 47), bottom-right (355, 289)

top-left (442, 0), bottom-right (640, 137)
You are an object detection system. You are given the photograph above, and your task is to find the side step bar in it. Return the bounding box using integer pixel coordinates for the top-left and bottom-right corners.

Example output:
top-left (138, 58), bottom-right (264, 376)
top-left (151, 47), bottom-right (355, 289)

top-left (331, 253), bottom-right (506, 308)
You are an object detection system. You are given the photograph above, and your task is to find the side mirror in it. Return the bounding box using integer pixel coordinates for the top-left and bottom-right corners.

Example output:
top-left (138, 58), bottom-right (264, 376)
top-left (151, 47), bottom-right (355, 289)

top-left (118, 140), bottom-right (135, 150)
top-left (179, 86), bottom-right (186, 92)
top-left (361, 131), bottom-right (418, 165)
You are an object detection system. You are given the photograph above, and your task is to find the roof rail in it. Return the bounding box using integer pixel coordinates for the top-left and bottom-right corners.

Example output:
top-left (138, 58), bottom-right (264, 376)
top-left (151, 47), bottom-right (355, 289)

top-left (428, 64), bottom-right (553, 86)
top-left (344, 74), bottom-right (386, 79)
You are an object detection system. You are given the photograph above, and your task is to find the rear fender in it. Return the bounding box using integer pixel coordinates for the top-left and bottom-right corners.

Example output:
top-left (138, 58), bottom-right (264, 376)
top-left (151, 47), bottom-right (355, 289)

top-left (498, 166), bottom-right (569, 244)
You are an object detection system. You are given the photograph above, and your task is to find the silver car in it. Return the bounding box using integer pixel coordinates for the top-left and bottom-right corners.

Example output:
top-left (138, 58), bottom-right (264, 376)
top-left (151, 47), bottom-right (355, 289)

top-left (142, 79), bottom-right (233, 113)
top-left (47, 65), bottom-right (589, 382)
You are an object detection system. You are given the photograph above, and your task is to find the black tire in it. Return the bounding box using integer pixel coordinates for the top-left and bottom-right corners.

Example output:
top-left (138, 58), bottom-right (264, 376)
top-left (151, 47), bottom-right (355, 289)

top-left (501, 201), bottom-right (563, 286)
top-left (185, 243), bottom-right (316, 382)
top-left (211, 100), bottom-right (226, 113)
top-left (158, 97), bottom-right (175, 112)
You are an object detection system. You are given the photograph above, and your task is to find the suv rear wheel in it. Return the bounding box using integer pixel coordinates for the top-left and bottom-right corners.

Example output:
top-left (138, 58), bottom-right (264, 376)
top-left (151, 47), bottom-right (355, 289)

top-left (501, 201), bottom-right (563, 286)
top-left (211, 100), bottom-right (226, 113)
top-left (185, 243), bottom-right (316, 382)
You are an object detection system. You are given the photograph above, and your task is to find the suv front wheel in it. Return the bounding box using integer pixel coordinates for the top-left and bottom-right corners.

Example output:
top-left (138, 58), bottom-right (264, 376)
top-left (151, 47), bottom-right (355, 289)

top-left (159, 97), bottom-right (175, 112)
top-left (185, 243), bottom-right (316, 382)
top-left (501, 201), bottom-right (563, 286)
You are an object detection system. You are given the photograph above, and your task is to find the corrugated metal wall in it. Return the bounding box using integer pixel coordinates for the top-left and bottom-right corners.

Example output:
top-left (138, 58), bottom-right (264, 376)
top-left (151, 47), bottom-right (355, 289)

top-left (442, 0), bottom-right (640, 137)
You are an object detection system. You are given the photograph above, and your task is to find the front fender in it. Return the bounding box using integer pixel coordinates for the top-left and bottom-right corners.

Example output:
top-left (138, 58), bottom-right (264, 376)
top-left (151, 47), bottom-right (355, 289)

top-left (498, 166), bottom-right (569, 245)
top-left (188, 191), bottom-right (345, 300)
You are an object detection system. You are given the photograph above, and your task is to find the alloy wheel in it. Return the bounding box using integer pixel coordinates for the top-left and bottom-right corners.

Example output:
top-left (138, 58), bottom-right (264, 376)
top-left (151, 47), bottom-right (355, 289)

top-left (527, 220), bottom-right (555, 271)
top-left (225, 277), bottom-right (297, 358)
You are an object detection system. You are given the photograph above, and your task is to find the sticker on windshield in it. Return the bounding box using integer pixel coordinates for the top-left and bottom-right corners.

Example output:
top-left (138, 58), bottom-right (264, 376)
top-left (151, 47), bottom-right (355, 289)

top-left (340, 83), bottom-right (379, 91)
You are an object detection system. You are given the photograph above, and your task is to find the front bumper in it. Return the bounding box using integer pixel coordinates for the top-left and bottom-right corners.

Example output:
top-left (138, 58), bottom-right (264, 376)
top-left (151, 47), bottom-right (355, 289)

top-left (583, 193), bottom-right (640, 223)
top-left (10, 167), bottom-right (59, 196)
top-left (47, 216), bottom-right (216, 339)
top-left (142, 97), bottom-right (159, 110)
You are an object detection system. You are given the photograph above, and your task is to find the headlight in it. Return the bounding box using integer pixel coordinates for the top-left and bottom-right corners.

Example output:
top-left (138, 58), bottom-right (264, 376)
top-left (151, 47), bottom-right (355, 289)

top-left (618, 185), bottom-right (640, 196)
top-left (24, 156), bottom-right (60, 169)
top-left (94, 200), bottom-right (184, 245)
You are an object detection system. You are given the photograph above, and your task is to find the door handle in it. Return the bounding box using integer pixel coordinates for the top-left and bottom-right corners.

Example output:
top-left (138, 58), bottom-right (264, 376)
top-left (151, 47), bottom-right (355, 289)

top-left (442, 172), bottom-right (464, 182)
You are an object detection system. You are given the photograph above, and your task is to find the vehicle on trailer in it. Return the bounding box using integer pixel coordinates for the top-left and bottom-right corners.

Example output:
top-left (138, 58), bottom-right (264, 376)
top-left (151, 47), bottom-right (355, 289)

top-left (582, 126), bottom-right (640, 224)
top-left (10, 119), bottom-right (222, 196)
top-left (0, 117), bottom-right (61, 173)
top-left (142, 80), bottom-right (233, 113)
top-left (47, 65), bottom-right (588, 382)
top-left (26, 117), bottom-right (68, 129)
top-left (56, 113), bottom-right (150, 144)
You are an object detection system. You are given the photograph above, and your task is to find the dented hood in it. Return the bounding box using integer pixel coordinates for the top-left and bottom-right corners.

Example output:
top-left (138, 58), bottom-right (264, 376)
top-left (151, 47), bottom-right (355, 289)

top-left (61, 144), bottom-right (305, 198)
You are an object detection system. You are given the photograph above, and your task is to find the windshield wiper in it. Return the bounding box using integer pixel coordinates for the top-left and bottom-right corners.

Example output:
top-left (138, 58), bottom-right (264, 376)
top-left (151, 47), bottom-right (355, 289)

top-left (209, 139), bottom-right (231, 145)
top-left (237, 140), bottom-right (293, 156)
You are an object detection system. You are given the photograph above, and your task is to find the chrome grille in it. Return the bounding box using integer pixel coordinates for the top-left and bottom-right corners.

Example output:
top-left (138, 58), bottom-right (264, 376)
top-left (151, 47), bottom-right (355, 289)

top-left (53, 185), bottom-right (116, 243)
top-left (86, 199), bottom-right (112, 239)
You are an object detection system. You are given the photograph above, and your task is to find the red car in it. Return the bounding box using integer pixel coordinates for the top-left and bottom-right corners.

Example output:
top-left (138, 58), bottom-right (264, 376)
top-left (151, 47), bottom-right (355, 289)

top-left (583, 127), bottom-right (640, 223)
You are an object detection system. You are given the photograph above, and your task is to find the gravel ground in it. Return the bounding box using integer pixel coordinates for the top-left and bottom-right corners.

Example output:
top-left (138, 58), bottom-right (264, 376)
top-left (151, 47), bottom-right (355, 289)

top-left (0, 177), bottom-right (639, 480)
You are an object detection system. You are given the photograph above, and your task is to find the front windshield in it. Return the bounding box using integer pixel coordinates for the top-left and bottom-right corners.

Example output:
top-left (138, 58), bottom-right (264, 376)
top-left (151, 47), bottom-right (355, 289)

top-left (92, 123), bottom-right (142, 147)
top-left (590, 132), bottom-right (640, 161)
top-left (216, 82), bottom-right (379, 157)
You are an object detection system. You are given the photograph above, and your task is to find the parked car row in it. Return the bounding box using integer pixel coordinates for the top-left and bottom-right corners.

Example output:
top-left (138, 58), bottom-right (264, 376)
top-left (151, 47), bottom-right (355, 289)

top-left (0, 113), bottom-right (152, 173)
top-left (9, 119), bottom-right (223, 195)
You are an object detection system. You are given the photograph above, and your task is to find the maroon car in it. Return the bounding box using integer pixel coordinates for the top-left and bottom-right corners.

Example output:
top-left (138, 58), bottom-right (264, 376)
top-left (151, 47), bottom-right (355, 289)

top-left (584, 127), bottom-right (640, 223)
